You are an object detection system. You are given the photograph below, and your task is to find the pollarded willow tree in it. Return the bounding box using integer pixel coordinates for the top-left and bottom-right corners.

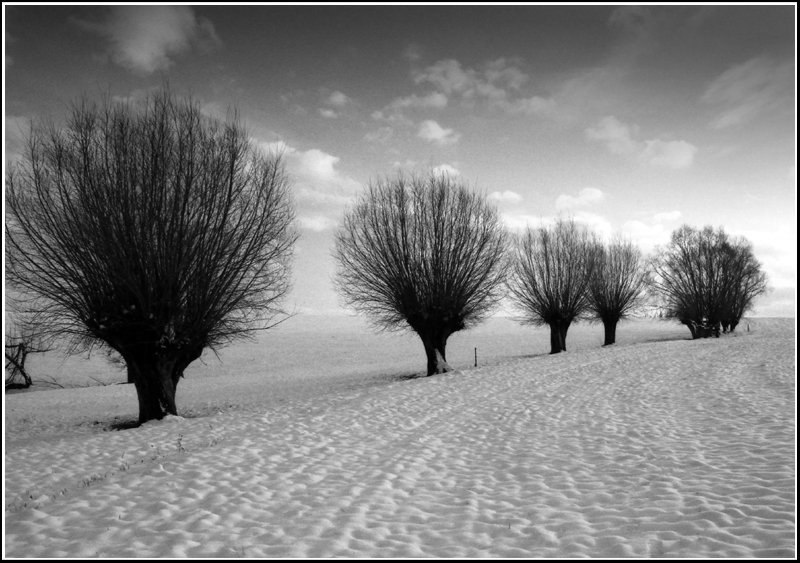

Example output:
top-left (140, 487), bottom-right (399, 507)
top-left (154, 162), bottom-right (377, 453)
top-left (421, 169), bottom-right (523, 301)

top-left (587, 238), bottom-right (649, 346)
top-left (651, 225), bottom-right (767, 338)
top-left (334, 173), bottom-right (508, 376)
top-left (507, 218), bottom-right (595, 354)
top-left (6, 90), bottom-right (297, 423)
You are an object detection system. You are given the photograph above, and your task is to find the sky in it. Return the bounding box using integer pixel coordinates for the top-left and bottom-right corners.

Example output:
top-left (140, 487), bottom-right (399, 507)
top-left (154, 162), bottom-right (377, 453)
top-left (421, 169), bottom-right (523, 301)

top-left (3, 4), bottom-right (796, 318)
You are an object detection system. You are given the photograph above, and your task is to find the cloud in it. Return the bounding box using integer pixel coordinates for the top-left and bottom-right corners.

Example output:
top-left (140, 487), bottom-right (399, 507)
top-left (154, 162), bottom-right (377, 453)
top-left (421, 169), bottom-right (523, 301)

top-left (503, 95), bottom-right (557, 117)
top-left (298, 215), bottom-right (339, 232)
top-left (386, 91), bottom-right (448, 111)
top-left (403, 43), bottom-right (423, 62)
top-left (652, 210), bottom-right (682, 223)
top-left (641, 139), bottom-right (697, 169)
top-left (702, 57), bottom-right (794, 129)
top-left (257, 141), bottom-right (361, 208)
top-left (364, 126), bottom-right (394, 144)
top-left (74, 6), bottom-right (221, 74)
top-left (417, 120), bottom-right (460, 146)
top-left (430, 163), bottom-right (461, 177)
top-left (371, 92), bottom-right (447, 132)
top-left (586, 115), bottom-right (697, 168)
top-left (501, 211), bottom-right (612, 238)
top-left (621, 220), bottom-right (672, 253)
top-left (489, 190), bottom-right (523, 203)
top-left (555, 188), bottom-right (605, 211)
top-left (318, 108), bottom-right (338, 119)
top-left (326, 91), bottom-right (350, 107)
top-left (585, 116), bottom-right (639, 155)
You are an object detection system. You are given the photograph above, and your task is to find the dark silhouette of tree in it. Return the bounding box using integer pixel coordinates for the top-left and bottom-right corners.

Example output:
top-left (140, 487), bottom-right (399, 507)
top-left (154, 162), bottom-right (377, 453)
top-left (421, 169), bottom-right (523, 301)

top-left (507, 218), bottom-right (595, 354)
top-left (334, 173), bottom-right (507, 375)
top-left (6, 90), bottom-right (297, 423)
top-left (5, 317), bottom-right (52, 390)
top-left (587, 238), bottom-right (649, 346)
top-left (651, 225), bottom-right (767, 338)
top-left (718, 237), bottom-right (768, 332)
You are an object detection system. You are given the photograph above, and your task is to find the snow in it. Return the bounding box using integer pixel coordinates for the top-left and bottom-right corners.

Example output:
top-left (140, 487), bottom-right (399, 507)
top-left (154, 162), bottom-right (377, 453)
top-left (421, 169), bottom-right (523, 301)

top-left (4, 317), bottom-right (796, 557)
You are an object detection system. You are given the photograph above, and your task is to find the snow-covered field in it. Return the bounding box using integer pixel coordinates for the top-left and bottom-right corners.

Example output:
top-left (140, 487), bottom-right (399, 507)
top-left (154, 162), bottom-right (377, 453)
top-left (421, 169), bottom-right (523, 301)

top-left (3, 317), bottom-right (796, 557)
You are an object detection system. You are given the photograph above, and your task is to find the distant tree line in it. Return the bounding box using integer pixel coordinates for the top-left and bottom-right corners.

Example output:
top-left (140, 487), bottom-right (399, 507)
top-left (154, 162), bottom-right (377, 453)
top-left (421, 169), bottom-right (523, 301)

top-left (5, 88), bottom-right (769, 421)
top-left (335, 175), bottom-right (767, 367)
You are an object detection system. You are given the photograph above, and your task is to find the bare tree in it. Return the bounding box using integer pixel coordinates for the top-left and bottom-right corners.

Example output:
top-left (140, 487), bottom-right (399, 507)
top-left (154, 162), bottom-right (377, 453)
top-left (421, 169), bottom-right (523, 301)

top-left (587, 238), bottom-right (649, 345)
top-left (718, 237), bottom-right (768, 332)
top-left (334, 173), bottom-right (507, 376)
top-left (651, 225), bottom-right (767, 338)
top-left (6, 90), bottom-right (297, 423)
top-left (5, 317), bottom-right (52, 390)
top-left (507, 218), bottom-right (595, 354)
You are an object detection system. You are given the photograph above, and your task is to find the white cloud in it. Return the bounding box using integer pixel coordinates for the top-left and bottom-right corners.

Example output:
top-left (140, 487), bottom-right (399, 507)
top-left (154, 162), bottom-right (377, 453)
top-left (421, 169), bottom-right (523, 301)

top-left (501, 211), bottom-right (612, 238)
top-left (298, 215), bottom-right (339, 232)
top-left (555, 187), bottom-right (605, 211)
top-left (703, 57), bottom-right (794, 129)
top-left (326, 91), bottom-right (350, 107)
top-left (620, 220), bottom-right (671, 253)
top-left (585, 116), bottom-right (639, 155)
top-left (652, 210), bottom-right (682, 223)
top-left (417, 120), bottom-right (460, 146)
top-left (641, 139), bottom-right (697, 169)
top-left (432, 164), bottom-right (461, 177)
top-left (501, 213), bottom-right (547, 231)
top-left (257, 141), bottom-right (361, 209)
top-left (74, 6), bottom-right (221, 74)
top-left (318, 108), bottom-right (338, 119)
top-left (489, 190), bottom-right (523, 203)
top-left (586, 115), bottom-right (697, 168)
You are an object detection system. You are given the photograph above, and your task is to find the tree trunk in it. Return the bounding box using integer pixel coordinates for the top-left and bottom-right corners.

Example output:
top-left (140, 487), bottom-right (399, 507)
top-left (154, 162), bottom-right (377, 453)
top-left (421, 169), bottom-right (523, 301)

top-left (729, 321), bottom-right (738, 333)
top-left (684, 320), bottom-right (698, 339)
top-left (602, 318), bottom-right (618, 346)
top-left (421, 333), bottom-right (451, 376)
top-left (549, 323), bottom-right (561, 354)
top-left (548, 320), bottom-right (570, 354)
top-left (125, 355), bottom-right (179, 424)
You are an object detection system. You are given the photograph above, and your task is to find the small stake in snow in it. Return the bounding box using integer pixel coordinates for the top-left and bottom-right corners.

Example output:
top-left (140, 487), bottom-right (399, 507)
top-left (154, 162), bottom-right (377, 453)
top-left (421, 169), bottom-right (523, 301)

top-left (474, 347), bottom-right (478, 367)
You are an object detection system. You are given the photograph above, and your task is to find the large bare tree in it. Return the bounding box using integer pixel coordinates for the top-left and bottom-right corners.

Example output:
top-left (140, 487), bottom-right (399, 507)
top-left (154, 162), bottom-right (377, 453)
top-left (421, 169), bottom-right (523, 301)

top-left (507, 218), bottom-right (595, 354)
top-left (587, 238), bottom-right (649, 345)
top-left (334, 173), bottom-right (507, 376)
top-left (651, 225), bottom-right (767, 338)
top-left (6, 90), bottom-right (297, 423)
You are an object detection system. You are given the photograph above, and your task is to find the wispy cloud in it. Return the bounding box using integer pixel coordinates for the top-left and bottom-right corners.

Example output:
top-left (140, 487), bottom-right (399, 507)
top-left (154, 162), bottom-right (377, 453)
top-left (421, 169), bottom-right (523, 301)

top-left (641, 139), bottom-right (697, 169)
top-left (586, 115), bottom-right (697, 169)
top-left (432, 163), bottom-right (461, 177)
top-left (326, 90), bottom-right (350, 108)
top-left (417, 120), bottom-right (460, 146)
top-left (555, 188), bottom-right (605, 211)
top-left (652, 210), bottom-right (682, 223)
top-left (702, 57), bottom-right (793, 129)
top-left (74, 6), bottom-right (221, 74)
top-left (489, 190), bottom-right (523, 203)
top-left (318, 108), bottom-right (338, 119)
top-left (364, 126), bottom-right (394, 144)
top-left (585, 116), bottom-right (639, 155)
top-left (259, 141), bottom-right (361, 209)
top-left (298, 215), bottom-right (339, 232)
